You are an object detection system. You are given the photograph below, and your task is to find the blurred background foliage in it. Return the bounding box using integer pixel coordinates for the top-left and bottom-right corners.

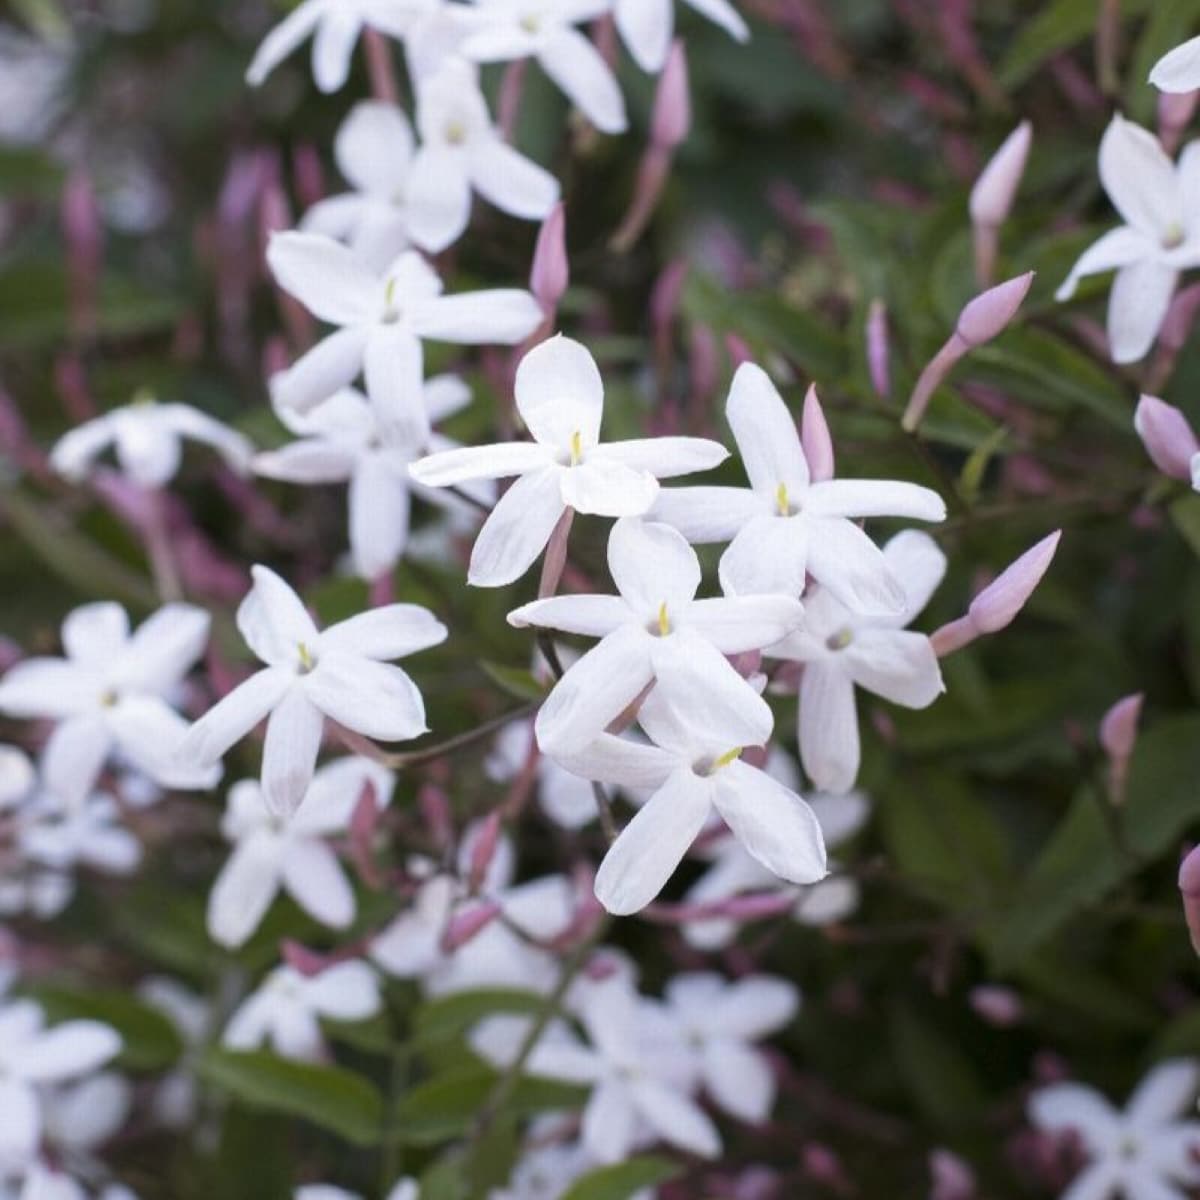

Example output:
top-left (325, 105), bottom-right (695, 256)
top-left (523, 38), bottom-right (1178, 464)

top-left (4, 0), bottom-right (1200, 1197)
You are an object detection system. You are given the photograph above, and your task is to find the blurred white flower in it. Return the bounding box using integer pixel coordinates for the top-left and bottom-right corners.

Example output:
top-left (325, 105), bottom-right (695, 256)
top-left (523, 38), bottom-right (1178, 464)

top-left (138, 977), bottom-right (211, 1128)
top-left (1151, 35), bottom-right (1200, 93)
top-left (411, 336), bottom-right (728, 587)
top-left (612, 0), bottom-right (748, 73)
top-left (223, 961), bottom-right (381, 1061)
top-left (0, 602), bottom-right (216, 807)
top-left (15, 793), bottom-right (141, 879)
top-left (178, 566), bottom-right (445, 816)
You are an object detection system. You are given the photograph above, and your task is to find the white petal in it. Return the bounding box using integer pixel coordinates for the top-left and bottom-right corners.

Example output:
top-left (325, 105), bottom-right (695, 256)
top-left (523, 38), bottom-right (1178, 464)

top-left (582, 1079), bottom-right (638, 1163)
top-left (843, 630), bottom-right (943, 708)
top-left (548, 732), bottom-right (678, 791)
top-left (507, 594), bottom-right (632, 637)
top-left (805, 479), bottom-right (946, 523)
top-left (311, 9), bottom-right (362, 93)
top-left (336, 100), bottom-right (414, 194)
top-left (424, 373), bottom-right (472, 423)
top-left (41, 715), bottom-right (111, 808)
top-left (686, 595), bottom-right (804, 653)
top-left (592, 436), bottom-right (728, 478)
top-left (273, 327), bottom-right (371, 415)
top-left (711, 975), bottom-right (801, 1039)
top-left (321, 604), bottom-right (447, 661)
top-left (798, 662), bottom-right (860, 794)
top-left (414, 289), bottom-right (543, 345)
top-left (301, 192), bottom-right (367, 241)
top-left (13, 1021), bottom-right (122, 1081)
top-left (718, 513), bottom-right (807, 597)
top-left (1127, 1060), bottom-right (1200, 1129)
top-left (650, 484), bottom-right (764, 542)
top-left (715, 761), bottom-right (826, 885)
top-left (49, 414), bottom-right (116, 481)
top-left (630, 1077), bottom-right (722, 1157)
top-left (560, 461), bottom-right (659, 516)
top-left (63, 603), bottom-right (129, 666)
top-left (608, 517), bottom-right (701, 618)
top-left (594, 769), bottom-right (714, 913)
top-left (178, 668), bottom-right (291, 765)
top-left (305, 653), bottom-right (428, 742)
top-left (255, 440), bottom-right (358, 484)
top-left (207, 833), bottom-right (284, 948)
top-left (1099, 114), bottom-right (1180, 236)
top-left (1108, 259), bottom-right (1178, 364)
top-left (0, 746), bottom-right (34, 810)
top-left (1029, 1084), bottom-right (1121, 1145)
top-left (685, 0), bottom-right (750, 41)
top-left (0, 660), bottom-right (92, 719)
top-left (881, 530), bottom-right (947, 626)
top-left (467, 467), bottom-right (566, 587)
top-left (614, 0), bottom-right (673, 71)
top-left (0, 1077), bottom-right (39, 1169)
top-left (806, 516), bottom-right (906, 616)
top-left (1055, 226), bottom-right (1150, 301)
top-left (539, 27), bottom-right (628, 134)
top-left (261, 688), bottom-right (324, 817)
top-left (470, 138), bottom-right (559, 220)
top-left (703, 1040), bottom-right (775, 1122)
top-left (160, 404), bottom-right (254, 472)
top-left (293, 756), bottom-right (394, 833)
top-left (108, 695), bottom-right (220, 791)
top-left (266, 231), bottom-right (377, 325)
top-left (500, 874), bottom-right (575, 940)
top-left (1151, 35), bottom-right (1200, 93)
top-left (113, 414), bottom-right (180, 487)
top-left (364, 327), bottom-right (429, 449)
top-left (116, 603), bottom-right (211, 694)
top-left (726, 362), bottom-right (809, 496)
top-left (246, 0), bottom-right (324, 85)
top-left (409, 441), bottom-right (553, 487)
top-left (515, 335), bottom-right (605, 450)
top-left (303, 960), bottom-right (380, 1020)
top-left (534, 625), bottom-right (654, 753)
top-left (406, 145), bottom-right (473, 254)
top-left (809, 790), bottom-right (871, 846)
top-left (282, 840), bottom-right (355, 928)
top-left (239, 566), bottom-right (320, 667)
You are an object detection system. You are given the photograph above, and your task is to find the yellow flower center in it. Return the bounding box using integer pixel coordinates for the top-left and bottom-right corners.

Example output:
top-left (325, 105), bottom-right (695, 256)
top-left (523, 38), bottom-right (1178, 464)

top-left (297, 642), bottom-right (315, 673)
top-left (776, 483), bottom-right (790, 516)
top-left (569, 430), bottom-right (583, 466)
top-left (657, 602), bottom-right (671, 636)
top-left (712, 747), bottom-right (742, 769)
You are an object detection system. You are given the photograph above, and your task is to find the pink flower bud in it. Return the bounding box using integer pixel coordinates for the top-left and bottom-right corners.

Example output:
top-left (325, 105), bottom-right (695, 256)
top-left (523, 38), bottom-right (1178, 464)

top-left (651, 259), bottom-right (689, 344)
top-left (726, 334), bottom-right (753, 368)
top-left (281, 939), bottom-right (333, 977)
top-left (349, 779), bottom-right (383, 890)
top-left (652, 41), bottom-right (691, 149)
top-left (1180, 844), bottom-right (1200, 955)
top-left (969, 121), bottom-right (1032, 228)
top-left (1100, 693), bottom-right (1143, 761)
top-left (969, 984), bottom-right (1023, 1027)
top-left (1134, 394), bottom-right (1199, 481)
top-left (956, 271), bottom-right (1035, 347)
top-left (1159, 91), bottom-right (1199, 156)
top-left (468, 811), bottom-right (503, 893)
top-left (930, 1149), bottom-right (977, 1200)
top-left (530, 202), bottom-right (568, 315)
top-left (866, 298), bottom-right (891, 397)
top-left (968, 529), bottom-right (1061, 633)
top-left (441, 902), bottom-right (503, 952)
top-left (292, 141), bottom-right (327, 210)
top-left (801, 384), bottom-right (835, 482)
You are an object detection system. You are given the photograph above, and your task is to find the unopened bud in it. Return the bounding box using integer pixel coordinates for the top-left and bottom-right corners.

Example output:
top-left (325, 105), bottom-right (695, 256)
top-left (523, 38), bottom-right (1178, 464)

top-left (1134, 394), bottom-right (1199, 481)
top-left (866, 298), bottom-right (891, 398)
top-left (801, 384), bottom-right (835, 482)
top-left (441, 901), bottom-right (502, 952)
top-left (969, 984), bottom-right (1023, 1027)
top-left (956, 271), bottom-right (1035, 347)
top-left (652, 41), bottom-right (691, 149)
top-left (1159, 90), bottom-right (1200, 155)
top-left (1179, 844), bottom-right (1200, 955)
top-left (530, 202), bottom-right (569, 315)
top-left (968, 529), bottom-right (1060, 633)
top-left (1100, 692), bottom-right (1143, 805)
top-left (970, 121), bottom-right (1033, 228)
top-left (930, 1148), bottom-right (977, 1200)
top-left (468, 810), bottom-right (503, 893)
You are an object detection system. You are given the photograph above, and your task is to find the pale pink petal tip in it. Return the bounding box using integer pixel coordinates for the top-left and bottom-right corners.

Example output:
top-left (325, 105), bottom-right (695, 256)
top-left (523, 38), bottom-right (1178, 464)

top-left (957, 271), bottom-right (1035, 347)
top-left (1134, 394), bottom-right (1200, 481)
top-left (968, 529), bottom-right (1061, 633)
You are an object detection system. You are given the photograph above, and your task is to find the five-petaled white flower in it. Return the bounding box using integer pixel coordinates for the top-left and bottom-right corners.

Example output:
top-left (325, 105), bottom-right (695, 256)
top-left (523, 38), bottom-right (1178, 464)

top-left (408, 58), bottom-right (559, 253)
top-left (460, 0), bottom-right (626, 134)
top-left (473, 976), bottom-right (721, 1163)
top-left (50, 395), bottom-right (252, 490)
top-left (246, 0), bottom-right (433, 93)
top-left (266, 231), bottom-right (543, 424)
top-left (178, 565), bottom-right (446, 816)
top-left (207, 757), bottom-right (394, 949)
top-left (411, 336), bottom-right (728, 586)
top-left (16, 793), bottom-right (141, 880)
top-left (1029, 1059), bottom-right (1200, 1200)
top-left (1151, 36), bottom-right (1200, 94)
top-left (651, 364), bottom-right (946, 613)
top-left (508, 516), bottom-right (803, 753)
top-left (1056, 115), bottom-right (1200, 364)
top-left (551, 690), bottom-right (826, 913)
top-left (255, 377), bottom-right (490, 583)
top-left (0, 602), bottom-right (217, 807)
top-left (612, 0), bottom-right (748, 73)
top-left (661, 973), bottom-right (797, 1123)
top-left (767, 530), bottom-right (946, 794)
top-left (223, 961), bottom-right (381, 1061)
top-left (0, 999), bottom-right (122, 1173)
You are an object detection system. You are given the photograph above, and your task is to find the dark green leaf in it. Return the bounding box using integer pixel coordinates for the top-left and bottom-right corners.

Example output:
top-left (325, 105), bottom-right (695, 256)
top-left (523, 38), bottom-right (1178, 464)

top-left (559, 1157), bottom-right (682, 1200)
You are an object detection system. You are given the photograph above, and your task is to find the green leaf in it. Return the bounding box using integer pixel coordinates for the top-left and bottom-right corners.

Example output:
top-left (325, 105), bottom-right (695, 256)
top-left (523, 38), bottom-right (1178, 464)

top-left (559, 1157), bottom-right (682, 1200)
top-left (1125, 0), bottom-right (1196, 121)
top-left (959, 426), bottom-right (1009, 505)
top-left (29, 985), bottom-right (183, 1072)
top-left (199, 1050), bottom-right (384, 1146)
top-left (1170, 494), bottom-right (1200, 559)
top-left (395, 1065), bottom-right (587, 1144)
top-left (413, 988), bottom-right (547, 1048)
top-left (890, 1005), bottom-right (988, 1128)
top-left (480, 662), bottom-right (549, 704)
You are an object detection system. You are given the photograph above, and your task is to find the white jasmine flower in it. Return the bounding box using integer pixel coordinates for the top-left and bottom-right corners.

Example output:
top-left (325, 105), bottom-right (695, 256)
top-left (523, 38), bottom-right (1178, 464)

top-left (0, 602), bottom-right (216, 807)
top-left (408, 58), bottom-right (559, 253)
top-left (255, 377), bottom-right (490, 583)
top-left (0, 999), bottom-right (122, 1173)
top-left (1029, 1059), bottom-right (1200, 1200)
top-left (486, 717), bottom-right (599, 829)
top-left (0, 870), bottom-right (74, 922)
top-left (266, 231), bottom-right (543, 421)
top-left (460, 0), bottom-right (627, 134)
top-left (683, 786), bottom-right (870, 949)
top-left (50, 395), bottom-right (252, 489)
top-left (246, 0), bottom-right (433, 93)
top-left (207, 757), bottom-right (394, 949)
top-left (768, 530), bottom-right (946, 794)
top-left (662, 973), bottom-right (796, 1123)
top-left (0, 747), bottom-right (35, 812)
top-left (651, 364), bottom-right (946, 613)
top-left (222, 961), bottom-right (381, 1061)
top-left (508, 516), bottom-right (802, 753)
top-left (42, 1071), bottom-right (133, 1163)
top-left (612, 0), bottom-right (748, 73)
top-left (1057, 115), bottom-right (1200, 364)
top-left (296, 1181), bottom-right (416, 1200)
top-left (410, 336), bottom-right (729, 587)
top-left (138, 978), bottom-right (211, 1128)
top-left (1151, 36), bottom-right (1200, 93)
top-left (473, 977), bottom-right (720, 1163)
top-left (16, 793), bottom-right (141, 879)
top-left (551, 691), bottom-right (825, 914)
top-left (179, 566), bottom-right (445, 816)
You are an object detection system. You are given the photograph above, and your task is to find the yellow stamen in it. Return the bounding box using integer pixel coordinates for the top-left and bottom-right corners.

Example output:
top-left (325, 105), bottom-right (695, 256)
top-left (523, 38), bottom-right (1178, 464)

top-left (131, 386), bottom-right (157, 407)
top-left (713, 747), bottom-right (742, 769)
top-left (297, 642), bottom-right (315, 672)
top-left (776, 482), bottom-right (789, 516)
top-left (657, 602), bottom-right (671, 636)
top-left (570, 430), bottom-right (583, 466)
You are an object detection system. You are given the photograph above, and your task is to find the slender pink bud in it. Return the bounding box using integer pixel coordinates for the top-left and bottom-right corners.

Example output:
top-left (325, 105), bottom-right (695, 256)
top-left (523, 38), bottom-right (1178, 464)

top-left (968, 529), bottom-right (1061, 633)
top-left (498, 60), bottom-right (528, 140)
top-left (282, 940), bottom-right (332, 977)
top-left (1179, 844), bottom-right (1200, 955)
top-left (1100, 692), bottom-right (1143, 805)
top-left (1160, 90), bottom-right (1200, 156)
top-left (349, 780), bottom-right (383, 890)
top-left (292, 141), bottom-right (326, 211)
top-left (441, 902), bottom-right (503, 952)
top-left (866, 299), bottom-right (891, 398)
top-left (930, 1148), bottom-right (977, 1200)
top-left (801, 1144), bottom-right (849, 1190)
top-left (801, 384), bottom-right (835, 482)
top-left (903, 273), bottom-right (1033, 431)
top-left (970, 121), bottom-right (1032, 285)
top-left (725, 335), bottom-right (753, 368)
top-left (468, 811), bottom-right (503, 893)
top-left (969, 984), bottom-right (1023, 1027)
top-left (651, 259), bottom-right (689, 351)
top-left (530, 202), bottom-right (568, 315)
top-left (1134, 394), bottom-right (1199, 481)
top-left (362, 25), bottom-right (399, 104)
top-left (62, 168), bottom-right (102, 340)
top-left (651, 41), bottom-right (691, 149)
